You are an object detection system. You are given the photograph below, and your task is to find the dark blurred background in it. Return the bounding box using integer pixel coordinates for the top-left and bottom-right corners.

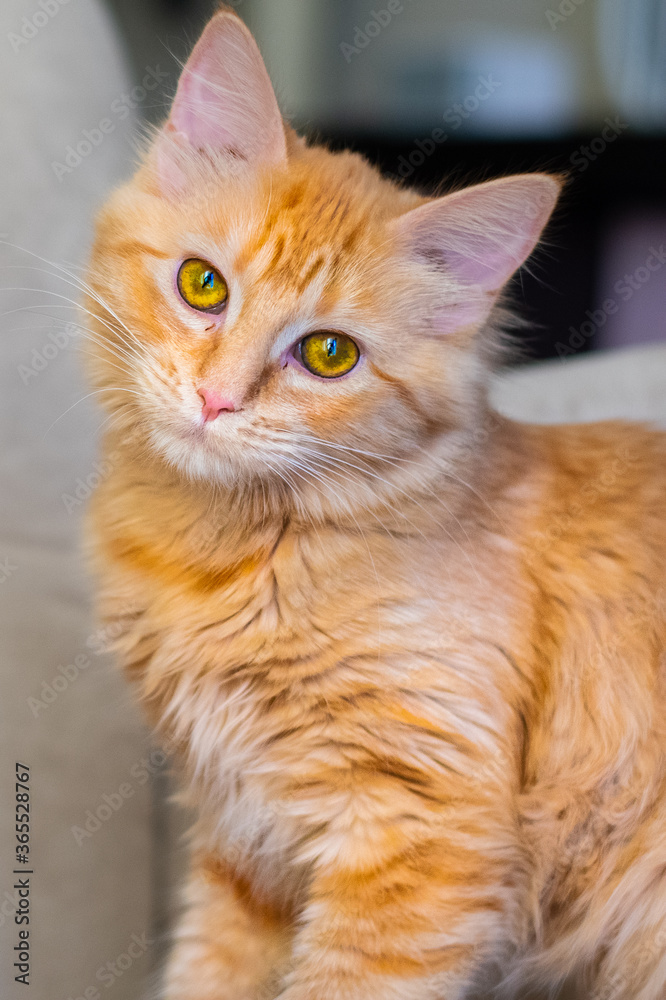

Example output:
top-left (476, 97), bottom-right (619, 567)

top-left (105, 0), bottom-right (666, 362)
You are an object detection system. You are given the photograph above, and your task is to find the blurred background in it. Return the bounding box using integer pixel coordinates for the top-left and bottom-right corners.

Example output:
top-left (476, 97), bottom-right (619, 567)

top-left (0, 3), bottom-right (665, 1000)
top-left (107, 0), bottom-right (666, 361)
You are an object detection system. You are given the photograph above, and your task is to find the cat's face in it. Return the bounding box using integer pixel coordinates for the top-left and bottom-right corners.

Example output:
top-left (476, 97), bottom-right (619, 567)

top-left (86, 9), bottom-right (560, 512)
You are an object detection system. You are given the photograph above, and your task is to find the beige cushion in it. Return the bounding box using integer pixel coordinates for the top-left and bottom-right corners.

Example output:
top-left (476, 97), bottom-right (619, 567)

top-left (0, 2), bottom-right (154, 998)
top-left (492, 343), bottom-right (666, 427)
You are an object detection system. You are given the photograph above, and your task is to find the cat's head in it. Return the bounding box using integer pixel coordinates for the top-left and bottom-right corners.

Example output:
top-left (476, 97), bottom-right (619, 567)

top-left (86, 6), bottom-right (560, 518)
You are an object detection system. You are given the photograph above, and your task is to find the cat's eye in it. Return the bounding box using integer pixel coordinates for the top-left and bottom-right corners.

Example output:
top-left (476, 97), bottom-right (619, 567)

top-left (299, 332), bottom-right (360, 379)
top-left (177, 258), bottom-right (228, 314)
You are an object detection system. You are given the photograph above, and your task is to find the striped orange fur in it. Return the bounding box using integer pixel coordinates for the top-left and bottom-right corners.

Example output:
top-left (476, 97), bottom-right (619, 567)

top-left (84, 7), bottom-right (666, 999)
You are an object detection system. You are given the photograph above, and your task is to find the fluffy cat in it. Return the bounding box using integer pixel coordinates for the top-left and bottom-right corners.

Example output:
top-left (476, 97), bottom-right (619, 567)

top-left (84, 6), bottom-right (666, 999)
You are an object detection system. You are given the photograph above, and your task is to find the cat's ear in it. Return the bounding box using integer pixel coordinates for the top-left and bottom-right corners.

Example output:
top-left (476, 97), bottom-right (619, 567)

top-left (391, 174), bottom-right (561, 333)
top-left (155, 8), bottom-right (287, 194)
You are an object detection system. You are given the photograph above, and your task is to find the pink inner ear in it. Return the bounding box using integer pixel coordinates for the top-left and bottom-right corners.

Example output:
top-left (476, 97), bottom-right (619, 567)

top-left (394, 175), bottom-right (561, 332)
top-left (431, 296), bottom-right (494, 336)
top-left (155, 126), bottom-right (190, 198)
top-left (439, 243), bottom-right (525, 291)
top-left (156, 11), bottom-right (286, 194)
top-left (174, 44), bottom-right (241, 151)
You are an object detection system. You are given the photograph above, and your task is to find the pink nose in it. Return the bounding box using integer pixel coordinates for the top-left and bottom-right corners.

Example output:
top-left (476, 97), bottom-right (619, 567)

top-left (198, 388), bottom-right (237, 422)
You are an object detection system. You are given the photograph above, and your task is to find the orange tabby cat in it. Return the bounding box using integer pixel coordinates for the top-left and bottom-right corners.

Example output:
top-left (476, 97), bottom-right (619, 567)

top-left (83, 6), bottom-right (666, 999)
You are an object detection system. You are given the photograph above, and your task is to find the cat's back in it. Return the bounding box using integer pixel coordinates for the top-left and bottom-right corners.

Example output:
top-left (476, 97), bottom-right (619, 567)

top-left (460, 415), bottom-right (666, 755)
top-left (510, 419), bottom-right (666, 947)
top-left (517, 418), bottom-right (666, 586)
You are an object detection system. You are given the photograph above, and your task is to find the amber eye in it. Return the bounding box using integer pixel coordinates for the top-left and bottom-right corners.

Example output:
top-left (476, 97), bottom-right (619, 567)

top-left (177, 258), bottom-right (228, 314)
top-left (299, 332), bottom-right (360, 379)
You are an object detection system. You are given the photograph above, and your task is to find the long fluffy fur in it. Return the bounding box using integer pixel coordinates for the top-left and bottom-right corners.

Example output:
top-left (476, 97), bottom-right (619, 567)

top-left (84, 10), bottom-right (666, 1000)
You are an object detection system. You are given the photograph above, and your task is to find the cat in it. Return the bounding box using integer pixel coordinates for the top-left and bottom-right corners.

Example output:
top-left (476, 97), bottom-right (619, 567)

top-left (83, 5), bottom-right (666, 999)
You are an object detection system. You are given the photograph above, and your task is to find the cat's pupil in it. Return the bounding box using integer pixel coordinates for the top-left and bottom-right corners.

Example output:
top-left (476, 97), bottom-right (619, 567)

top-left (326, 338), bottom-right (337, 357)
top-left (202, 271), bottom-right (215, 289)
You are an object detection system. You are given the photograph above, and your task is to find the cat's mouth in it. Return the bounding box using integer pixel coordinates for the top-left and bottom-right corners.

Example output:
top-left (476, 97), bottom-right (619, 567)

top-left (179, 418), bottom-right (243, 446)
top-left (155, 408), bottom-right (257, 467)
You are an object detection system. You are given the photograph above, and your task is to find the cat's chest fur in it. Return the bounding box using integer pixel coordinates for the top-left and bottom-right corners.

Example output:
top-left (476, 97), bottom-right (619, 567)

top-left (104, 509), bottom-right (519, 896)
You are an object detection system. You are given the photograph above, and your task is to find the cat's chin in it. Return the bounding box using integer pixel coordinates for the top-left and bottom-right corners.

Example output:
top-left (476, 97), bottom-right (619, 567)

top-left (148, 424), bottom-right (273, 490)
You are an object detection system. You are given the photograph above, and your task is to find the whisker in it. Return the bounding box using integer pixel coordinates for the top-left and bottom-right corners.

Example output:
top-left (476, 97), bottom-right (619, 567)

top-left (1, 298), bottom-right (148, 363)
top-left (42, 387), bottom-right (145, 440)
top-left (293, 444), bottom-right (481, 582)
top-left (0, 243), bottom-right (149, 355)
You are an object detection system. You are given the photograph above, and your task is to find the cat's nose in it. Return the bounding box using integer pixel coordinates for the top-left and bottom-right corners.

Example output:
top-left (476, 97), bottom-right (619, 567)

top-left (197, 388), bottom-right (238, 422)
